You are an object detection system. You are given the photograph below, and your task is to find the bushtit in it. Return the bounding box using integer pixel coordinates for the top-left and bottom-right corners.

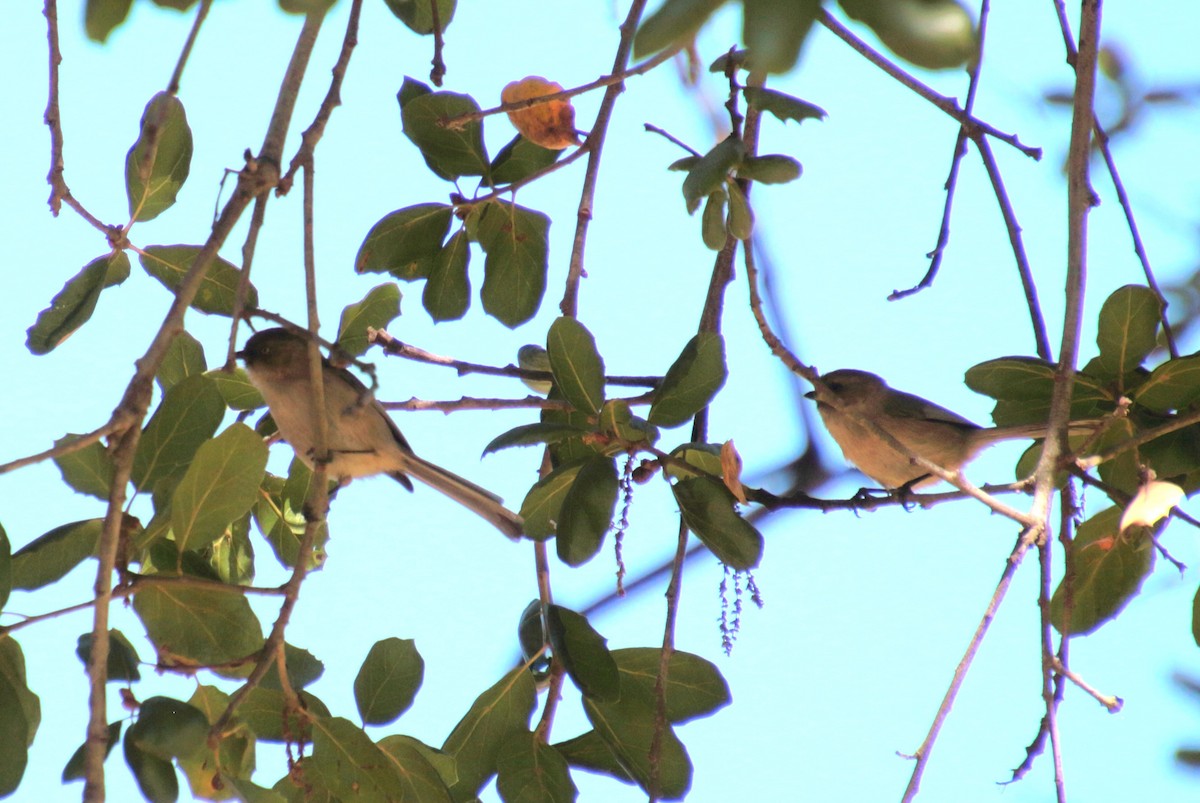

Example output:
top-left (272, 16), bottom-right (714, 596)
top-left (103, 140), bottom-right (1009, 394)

top-left (239, 328), bottom-right (523, 539)
top-left (805, 369), bottom-right (1093, 490)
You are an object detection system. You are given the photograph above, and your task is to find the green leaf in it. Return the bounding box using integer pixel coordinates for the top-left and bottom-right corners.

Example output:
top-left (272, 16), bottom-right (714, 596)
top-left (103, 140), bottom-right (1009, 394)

top-left (742, 87), bottom-right (827, 124)
top-left (207, 367), bottom-right (265, 411)
top-left (10, 519), bottom-right (104, 591)
top-left (76, 629), bottom-right (141, 682)
top-left (179, 686), bottom-right (255, 799)
top-left (240, 688), bottom-right (330, 742)
top-left (554, 731), bottom-right (632, 782)
top-left (483, 422), bottom-right (594, 456)
top-left (170, 423), bottom-right (269, 554)
top-left (1133, 354), bottom-right (1200, 413)
top-left (496, 735), bottom-right (578, 803)
top-left (1095, 285), bottom-right (1163, 386)
top-left (0, 700), bottom-right (27, 795)
top-left (139, 245), bottom-right (258, 316)
top-left (474, 201), bottom-right (551, 328)
top-left (0, 637), bottom-right (41, 745)
top-left (1050, 506), bottom-right (1154, 637)
top-left (383, 0), bottom-right (456, 35)
top-left (133, 582), bottom-right (265, 667)
top-left (85, 0), bottom-right (134, 43)
top-left (519, 460), bottom-right (587, 540)
top-left (547, 317), bottom-right (606, 414)
top-left (742, 0), bottom-right (821, 73)
top-left (1099, 290), bottom-right (1161, 380)
top-left (52, 435), bottom-right (115, 499)
top-left (132, 374), bottom-right (225, 493)
top-left (838, 0), bottom-right (977, 70)
top-left (649, 333), bottom-right (728, 427)
top-left (682, 137), bottom-right (745, 214)
top-left (666, 443), bottom-right (723, 481)
top-left (443, 667), bottom-right (537, 800)
top-left (252, 462), bottom-right (328, 571)
top-left (424, 230), bottom-right (471, 322)
top-left (541, 387), bottom-right (596, 464)
top-left (725, 180), bottom-right (754, 239)
top-left (0, 525), bottom-right (8, 613)
top-left (608, 648), bottom-right (731, 723)
top-left (599, 400), bottom-right (658, 445)
top-left (355, 203), bottom-right (453, 279)
top-left (123, 737), bottom-right (178, 803)
top-left (964, 357), bottom-right (1114, 424)
top-left (376, 736), bottom-right (456, 802)
top-left (62, 722), bottom-right (121, 782)
top-left (337, 283), bottom-right (402, 357)
top-left (634, 0), bottom-right (728, 59)
top-left (708, 48), bottom-right (750, 74)
top-left (701, 191), bottom-right (728, 250)
top-left (307, 717), bottom-right (410, 800)
top-left (547, 605), bottom-right (620, 702)
top-left (736, 154), bottom-right (803, 184)
top-left (128, 696), bottom-right (208, 760)
top-left (126, 92), bottom-right (193, 221)
top-left (557, 455), bottom-right (618, 567)
top-left (398, 76), bottom-right (432, 108)
top-left (158, 330), bottom-right (207, 391)
top-left (490, 135), bottom-right (562, 185)
top-left (354, 638), bottom-right (424, 726)
top-left (672, 475), bottom-right (763, 570)
top-left (401, 91), bottom-right (489, 180)
top-left (26, 252), bottom-right (131, 354)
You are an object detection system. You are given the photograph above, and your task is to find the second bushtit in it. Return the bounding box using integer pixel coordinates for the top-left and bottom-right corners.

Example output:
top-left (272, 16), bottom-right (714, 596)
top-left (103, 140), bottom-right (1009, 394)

top-left (806, 369), bottom-right (1093, 490)
top-left (239, 328), bottom-right (523, 539)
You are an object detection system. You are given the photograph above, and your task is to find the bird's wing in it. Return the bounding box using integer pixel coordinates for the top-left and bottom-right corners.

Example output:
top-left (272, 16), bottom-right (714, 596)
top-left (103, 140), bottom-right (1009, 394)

top-left (322, 358), bottom-right (414, 452)
top-left (883, 389), bottom-right (980, 430)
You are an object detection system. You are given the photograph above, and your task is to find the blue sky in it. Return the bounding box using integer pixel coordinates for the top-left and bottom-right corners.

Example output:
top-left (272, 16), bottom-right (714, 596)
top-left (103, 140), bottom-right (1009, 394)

top-left (2, 1), bottom-right (1200, 801)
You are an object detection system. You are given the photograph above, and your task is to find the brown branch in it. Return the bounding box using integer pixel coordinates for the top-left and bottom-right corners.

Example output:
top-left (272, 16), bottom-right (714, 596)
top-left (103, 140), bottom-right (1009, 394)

top-left (972, 135), bottom-right (1054, 360)
top-left (889, 0), bottom-right (991, 301)
top-left (369, 327), bottom-right (661, 387)
top-left (441, 47), bottom-right (678, 131)
top-left (0, 421), bottom-right (122, 477)
top-left (819, 9), bottom-right (1041, 159)
top-left (43, 0), bottom-right (64, 215)
top-left (1050, 656), bottom-right (1122, 712)
top-left (561, 0), bottom-right (652, 318)
top-left (429, 0), bottom-right (446, 86)
top-left (382, 391), bottom-right (655, 413)
top-left (166, 0), bottom-right (211, 94)
top-left (464, 145), bottom-right (589, 206)
top-left (82, 11), bottom-right (325, 794)
top-left (279, 0), bottom-right (363, 194)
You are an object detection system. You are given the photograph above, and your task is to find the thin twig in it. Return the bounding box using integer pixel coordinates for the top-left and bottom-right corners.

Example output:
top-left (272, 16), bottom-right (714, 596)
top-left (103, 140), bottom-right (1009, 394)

top-left (643, 123), bottom-right (703, 157)
top-left (370, 327), bottom-right (661, 387)
top-left (43, 0), bottom-right (64, 215)
top-left (890, 0), bottom-right (991, 300)
top-left (429, 0), bottom-right (446, 86)
top-left (465, 145), bottom-right (588, 206)
top-left (1050, 656), bottom-right (1123, 712)
top-left (0, 421), bottom-right (122, 476)
top-left (561, 0), bottom-right (651, 318)
top-left (442, 47), bottom-right (678, 130)
top-left (279, 0), bottom-right (363, 193)
top-left (819, 9), bottom-right (1041, 159)
top-left (166, 0), bottom-right (211, 94)
top-left (382, 391), bottom-right (655, 413)
top-left (901, 526), bottom-right (1035, 802)
top-left (972, 135), bottom-right (1054, 360)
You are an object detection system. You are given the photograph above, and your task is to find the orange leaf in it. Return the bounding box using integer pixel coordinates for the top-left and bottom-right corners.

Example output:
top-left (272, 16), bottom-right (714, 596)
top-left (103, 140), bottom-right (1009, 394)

top-left (501, 76), bottom-right (580, 150)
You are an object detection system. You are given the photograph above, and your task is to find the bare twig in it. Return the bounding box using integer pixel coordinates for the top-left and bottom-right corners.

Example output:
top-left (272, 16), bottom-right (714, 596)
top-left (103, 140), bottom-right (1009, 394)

top-left (383, 391), bottom-right (654, 413)
top-left (370, 327), bottom-right (661, 387)
top-left (561, 0), bottom-right (651, 318)
top-left (279, 0), bottom-right (363, 193)
top-left (890, 0), bottom-right (991, 300)
top-left (442, 47), bottom-right (678, 130)
top-left (429, 0), bottom-right (446, 86)
top-left (1051, 656), bottom-right (1123, 712)
top-left (0, 421), bottom-right (122, 476)
top-left (819, 9), bottom-right (1041, 159)
top-left (166, 0), bottom-right (211, 94)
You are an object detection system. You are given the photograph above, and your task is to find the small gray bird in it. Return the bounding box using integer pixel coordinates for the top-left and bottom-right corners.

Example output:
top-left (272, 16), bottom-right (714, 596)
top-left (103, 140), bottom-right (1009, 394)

top-left (239, 327), bottom-right (523, 539)
top-left (806, 369), bottom-right (1095, 490)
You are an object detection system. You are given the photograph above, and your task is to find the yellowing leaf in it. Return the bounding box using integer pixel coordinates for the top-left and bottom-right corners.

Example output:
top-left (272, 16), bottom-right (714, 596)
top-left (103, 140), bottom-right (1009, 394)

top-left (720, 440), bottom-right (746, 503)
top-left (501, 77), bottom-right (580, 150)
top-left (1119, 480), bottom-right (1184, 532)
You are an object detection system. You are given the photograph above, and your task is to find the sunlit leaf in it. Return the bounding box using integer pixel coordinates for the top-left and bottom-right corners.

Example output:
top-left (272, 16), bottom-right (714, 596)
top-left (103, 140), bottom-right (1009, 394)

top-left (139, 245), bottom-right (258, 316)
top-left (10, 519), bottom-right (104, 591)
top-left (355, 204), bottom-right (452, 279)
top-left (1096, 284), bottom-right (1162, 386)
top-left (171, 424), bottom-right (269, 554)
top-left (336, 283), bottom-right (401, 357)
top-left (26, 253), bottom-right (130, 355)
top-left (401, 90), bottom-right (489, 180)
top-left (133, 583), bottom-right (265, 668)
top-left (53, 435), bottom-right (115, 500)
top-left (443, 667), bottom-right (537, 799)
top-left (474, 201), bottom-right (550, 327)
top-left (547, 317), bottom-right (606, 414)
top-left (157, 330), bottom-right (207, 391)
top-left (126, 92), bottom-right (192, 221)
top-left (501, 76), bottom-right (580, 150)
top-left (354, 638), bottom-right (424, 726)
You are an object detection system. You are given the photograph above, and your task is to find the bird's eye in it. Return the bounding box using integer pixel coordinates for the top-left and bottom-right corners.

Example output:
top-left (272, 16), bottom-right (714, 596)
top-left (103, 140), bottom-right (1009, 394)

top-left (828, 382), bottom-right (843, 393)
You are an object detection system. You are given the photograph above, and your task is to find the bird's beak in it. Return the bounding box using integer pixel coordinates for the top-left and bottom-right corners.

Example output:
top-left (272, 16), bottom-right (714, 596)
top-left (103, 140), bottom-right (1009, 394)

top-left (804, 389), bottom-right (817, 400)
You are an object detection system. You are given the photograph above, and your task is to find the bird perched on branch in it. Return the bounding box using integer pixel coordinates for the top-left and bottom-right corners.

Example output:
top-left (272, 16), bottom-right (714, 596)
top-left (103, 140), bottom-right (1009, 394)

top-left (806, 369), bottom-right (1097, 490)
top-left (239, 327), bottom-right (523, 539)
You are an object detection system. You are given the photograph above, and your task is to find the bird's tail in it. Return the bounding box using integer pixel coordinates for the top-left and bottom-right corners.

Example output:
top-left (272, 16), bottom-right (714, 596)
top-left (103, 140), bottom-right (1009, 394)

top-left (979, 419), bottom-right (1106, 448)
top-left (397, 455), bottom-right (524, 541)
